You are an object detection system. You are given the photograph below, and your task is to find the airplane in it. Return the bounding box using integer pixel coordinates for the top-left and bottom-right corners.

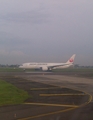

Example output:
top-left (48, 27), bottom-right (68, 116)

top-left (19, 54), bottom-right (76, 71)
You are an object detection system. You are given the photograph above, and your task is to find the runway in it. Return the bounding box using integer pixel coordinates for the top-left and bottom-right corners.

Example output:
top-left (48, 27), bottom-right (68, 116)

top-left (0, 73), bottom-right (93, 120)
top-left (24, 75), bottom-right (93, 99)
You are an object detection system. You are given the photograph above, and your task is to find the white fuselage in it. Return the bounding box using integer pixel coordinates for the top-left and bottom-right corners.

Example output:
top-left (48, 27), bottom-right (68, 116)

top-left (19, 62), bottom-right (72, 71)
top-left (19, 54), bottom-right (76, 71)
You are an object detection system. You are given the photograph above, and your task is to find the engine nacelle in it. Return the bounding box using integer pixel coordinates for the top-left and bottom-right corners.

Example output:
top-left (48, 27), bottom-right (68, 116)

top-left (41, 67), bottom-right (48, 71)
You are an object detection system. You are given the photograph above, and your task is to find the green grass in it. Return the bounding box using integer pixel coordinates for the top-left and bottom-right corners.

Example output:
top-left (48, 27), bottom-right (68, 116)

top-left (0, 67), bottom-right (93, 73)
top-left (0, 80), bottom-right (29, 106)
top-left (0, 67), bottom-right (93, 78)
top-left (0, 67), bottom-right (23, 72)
top-left (0, 67), bottom-right (36, 72)
top-left (53, 68), bottom-right (93, 72)
top-left (53, 68), bottom-right (93, 78)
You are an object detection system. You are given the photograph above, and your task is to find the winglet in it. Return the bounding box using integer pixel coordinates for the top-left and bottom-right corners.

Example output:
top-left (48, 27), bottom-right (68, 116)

top-left (66, 54), bottom-right (76, 64)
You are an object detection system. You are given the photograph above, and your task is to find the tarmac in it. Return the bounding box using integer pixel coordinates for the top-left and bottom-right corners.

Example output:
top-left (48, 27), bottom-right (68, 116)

top-left (0, 72), bottom-right (93, 120)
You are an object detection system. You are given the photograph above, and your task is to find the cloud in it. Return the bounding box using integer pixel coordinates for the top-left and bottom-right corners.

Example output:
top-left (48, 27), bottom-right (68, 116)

top-left (9, 50), bottom-right (24, 56)
top-left (0, 48), bottom-right (26, 64)
top-left (0, 49), bottom-right (9, 56)
top-left (0, 0), bottom-right (93, 65)
top-left (0, 48), bottom-right (24, 56)
top-left (0, 10), bottom-right (49, 24)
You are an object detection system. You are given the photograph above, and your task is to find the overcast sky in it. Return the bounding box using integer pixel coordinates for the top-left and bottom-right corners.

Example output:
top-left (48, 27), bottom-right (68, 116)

top-left (0, 0), bottom-right (93, 65)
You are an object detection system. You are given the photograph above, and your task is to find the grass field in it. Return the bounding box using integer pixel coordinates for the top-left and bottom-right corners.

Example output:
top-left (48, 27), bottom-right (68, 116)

top-left (0, 67), bottom-right (36, 72)
top-left (53, 68), bottom-right (93, 72)
top-left (0, 80), bottom-right (29, 106)
top-left (0, 67), bottom-right (23, 72)
top-left (0, 67), bottom-right (93, 72)
top-left (0, 67), bottom-right (93, 78)
top-left (53, 68), bottom-right (93, 78)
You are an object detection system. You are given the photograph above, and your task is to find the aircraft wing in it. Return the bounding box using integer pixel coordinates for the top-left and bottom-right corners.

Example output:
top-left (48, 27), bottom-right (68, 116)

top-left (48, 63), bottom-right (72, 69)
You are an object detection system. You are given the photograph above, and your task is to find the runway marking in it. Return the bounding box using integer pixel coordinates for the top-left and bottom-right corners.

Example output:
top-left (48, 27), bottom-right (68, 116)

top-left (78, 92), bottom-right (92, 107)
top-left (59, 85), bottom-right (93, 107)
top-left (20, 93), bottom-right (92, 120)
top-left (30, 87), bottom-right (59, 90)
top-left (17, 107), bottom-right (76, 120)
top-left (18, 92), bottom-right (92, 120)
top-left (24, 102), bottom-right (78, 108)
top-left (18, 80), bottom-right (92, 120)
top-left (39, 93), bottom-right (86, 96)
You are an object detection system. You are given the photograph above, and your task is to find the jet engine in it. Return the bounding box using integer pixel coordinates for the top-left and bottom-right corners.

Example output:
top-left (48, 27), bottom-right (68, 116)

top-left (41, 67), bottom-right (48, 71)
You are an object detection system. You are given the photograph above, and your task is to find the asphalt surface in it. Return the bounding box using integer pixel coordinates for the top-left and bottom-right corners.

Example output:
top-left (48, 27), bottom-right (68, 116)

top-left (0, 72), bottom-right (93, 120)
